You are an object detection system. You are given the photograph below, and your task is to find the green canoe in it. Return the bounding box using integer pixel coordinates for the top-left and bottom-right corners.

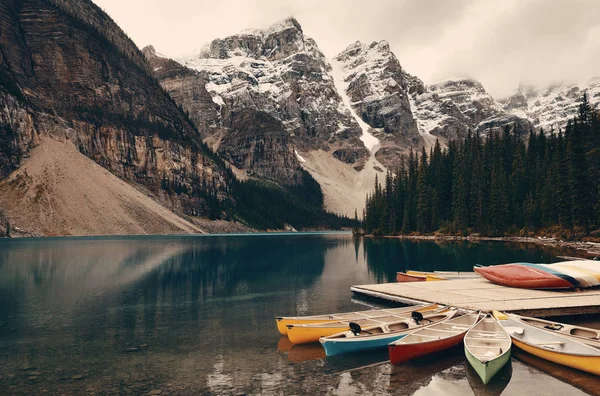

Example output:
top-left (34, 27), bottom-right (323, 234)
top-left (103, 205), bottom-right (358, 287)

top-left (464, 314), bottom-right (512, 385)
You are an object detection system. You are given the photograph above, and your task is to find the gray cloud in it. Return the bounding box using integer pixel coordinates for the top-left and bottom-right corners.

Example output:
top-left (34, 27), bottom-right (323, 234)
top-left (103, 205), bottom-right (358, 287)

top-left (95, 0), bottom-right (600, 97)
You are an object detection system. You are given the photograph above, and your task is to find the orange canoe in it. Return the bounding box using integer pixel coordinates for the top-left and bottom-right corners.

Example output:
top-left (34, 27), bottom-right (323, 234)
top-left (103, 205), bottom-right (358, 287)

top-left (474, 264), bottom-right (575, 289)
top-left (396, 272), bottom-right (427, 283)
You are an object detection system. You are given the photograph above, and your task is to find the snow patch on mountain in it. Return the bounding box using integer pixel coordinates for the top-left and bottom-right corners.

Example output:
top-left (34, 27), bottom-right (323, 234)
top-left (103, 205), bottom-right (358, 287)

top-left (500, 78), bottom-right (600, 131)
top-left (328, 59), bottom-right (380, 151)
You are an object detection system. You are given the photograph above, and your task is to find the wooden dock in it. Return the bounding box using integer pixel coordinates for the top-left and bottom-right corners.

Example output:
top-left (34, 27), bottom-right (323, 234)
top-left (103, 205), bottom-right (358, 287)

top-left (351, 279), bottom-right (600, 317)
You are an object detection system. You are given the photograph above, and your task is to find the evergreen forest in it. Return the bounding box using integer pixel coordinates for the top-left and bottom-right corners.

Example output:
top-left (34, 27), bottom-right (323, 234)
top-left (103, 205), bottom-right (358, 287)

top-left (361, 94), bottom-right (600, 239)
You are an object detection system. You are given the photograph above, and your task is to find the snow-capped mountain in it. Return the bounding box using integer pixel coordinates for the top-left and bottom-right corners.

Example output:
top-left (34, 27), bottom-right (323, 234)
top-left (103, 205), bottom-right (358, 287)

top-left (408, 78), bottom-right (531, 146)
top-left (500, 78), bottom-right (600, 131)
top-left (145, 17), bottom-right (589, 216)
top-left (177, 17), bottom-right (368, 170)
top-left (332, 41), bottom-right (531, 157)
top-left (332, 40), bottom-right (422, 167)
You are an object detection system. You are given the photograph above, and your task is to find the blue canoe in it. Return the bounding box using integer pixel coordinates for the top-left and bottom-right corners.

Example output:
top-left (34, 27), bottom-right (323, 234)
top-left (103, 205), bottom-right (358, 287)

top-left (319, 309), bottom-right (458, 357)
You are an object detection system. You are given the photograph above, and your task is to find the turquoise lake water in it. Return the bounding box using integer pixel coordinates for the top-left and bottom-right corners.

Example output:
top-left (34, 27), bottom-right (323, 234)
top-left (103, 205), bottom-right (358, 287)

top-left (0, 233), bottom-right (597, 395)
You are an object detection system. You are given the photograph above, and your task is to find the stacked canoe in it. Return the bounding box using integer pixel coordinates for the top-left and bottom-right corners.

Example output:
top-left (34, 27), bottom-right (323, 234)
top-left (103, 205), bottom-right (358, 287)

top-left (474, 259), bottom-right (600, 289)
top-left (397, 270), bottom-right (480, 283)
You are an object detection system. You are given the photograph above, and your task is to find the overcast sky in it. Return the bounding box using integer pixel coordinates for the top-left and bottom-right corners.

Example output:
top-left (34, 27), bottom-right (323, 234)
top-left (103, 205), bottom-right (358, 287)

top-left (94, 0), bottom-right (600, 98)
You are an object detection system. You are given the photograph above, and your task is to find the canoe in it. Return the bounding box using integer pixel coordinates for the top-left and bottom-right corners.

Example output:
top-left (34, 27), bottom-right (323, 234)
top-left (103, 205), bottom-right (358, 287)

top-left (319, 309), bottom-right (458, 357)
top-left (506, 313), bottom-right (600, 348)
top-left (473, 263), bottom-right (575, 289)
top-left (494, 311), bottom-right (600, 375)
top-left (464, 314), bottom-right (512, 384)
top-left (466, 359), bottom-right (512, 396)
top-left (396, 271), bottom-right (426, 282)
top-left (405, 270), bottom-right (480, 282)
top-left (287, 305), bottom-right (446, 345)
top-left (388, 312), bottom-right (481, 365)
top-left (275, 303), bottom-right (436, 335)
top-left (474, 260), bottom-right (600, 290)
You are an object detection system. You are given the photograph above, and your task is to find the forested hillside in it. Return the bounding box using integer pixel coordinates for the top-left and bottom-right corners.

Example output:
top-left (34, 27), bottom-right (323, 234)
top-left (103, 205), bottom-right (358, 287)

top-left (362, 94), bottom-right (600, 239)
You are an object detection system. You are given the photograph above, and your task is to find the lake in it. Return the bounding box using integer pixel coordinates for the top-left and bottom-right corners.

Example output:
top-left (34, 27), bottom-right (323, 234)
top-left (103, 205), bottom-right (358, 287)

top-left (0, 233), bottom-right (597, 395)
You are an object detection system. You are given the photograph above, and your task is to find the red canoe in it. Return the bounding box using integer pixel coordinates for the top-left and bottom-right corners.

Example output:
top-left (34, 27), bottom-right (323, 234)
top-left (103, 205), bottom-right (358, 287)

top-left (388, 313), bottom-right (481, 365)
top-left (473, 264), bottom-right (574, 289)
top-left (396, 272), bottom-right (426, 283)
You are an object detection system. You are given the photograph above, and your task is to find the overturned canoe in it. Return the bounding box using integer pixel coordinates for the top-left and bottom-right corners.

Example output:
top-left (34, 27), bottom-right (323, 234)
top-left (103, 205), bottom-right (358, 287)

top-left (494, 311), bottom-right (600, 376)
top-left (474, 260), bottom-right (600, 290)
top-left (464, 314), bottom-right (512, 385)
top-left (506, 313), bottom-right (600, 348)
top-left (474, 263), bottom-right (575, 289)
top-left (275, 303), bottom-right (436, 336)
top-left (287, 305), bottom-right (446, 345)
top-left (319, 309), bottom-right (458, 357)
top-left (389, 312), bottom-right (481, 365)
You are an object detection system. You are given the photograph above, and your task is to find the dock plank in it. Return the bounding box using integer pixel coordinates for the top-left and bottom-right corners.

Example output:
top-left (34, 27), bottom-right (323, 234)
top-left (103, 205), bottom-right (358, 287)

top-left (351, 278), bottom-right (600, 316)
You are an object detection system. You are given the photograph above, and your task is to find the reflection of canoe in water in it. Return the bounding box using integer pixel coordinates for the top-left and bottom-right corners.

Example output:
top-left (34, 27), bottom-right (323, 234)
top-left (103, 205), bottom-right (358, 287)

top-left (506, 313), bottom-right (600, 348)
top-left (389, 312), bottom-right (481, 365)
top-left (466, 358), bottom-right (512, 396)
top-left (474, 260), bottom-right (600, 289)
top-left (464, 314), bottom-right (511, 385)
top-left (286, 305), bottom-right (442, 344)
top-left (319, 309), bottom-right (457, 356)
top-left (277, 336), bottom-right (326, 363)
top-left (388, 346), bottom-right (465, 394)
top-left (495, 312), bottom-right (600, 375)
top-left (275, 303), bottom-right (435, 336)
top-left (513, 348), bottom-right (600, 395)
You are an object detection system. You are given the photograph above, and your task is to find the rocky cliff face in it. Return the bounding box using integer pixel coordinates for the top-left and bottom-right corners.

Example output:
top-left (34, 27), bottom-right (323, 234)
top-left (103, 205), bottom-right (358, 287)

top-left (408, 78), bottom-right (531, 144)
top-left (332, 41), bottom-right (422, 167)
top-left (0, 0), bottom-right (231, 224)
top-left (176, 18), bottom-right (367, 169)
top-left (144, 44), bottom-right (304, 185)
top-left (500, 78), bottom-right (600, 131)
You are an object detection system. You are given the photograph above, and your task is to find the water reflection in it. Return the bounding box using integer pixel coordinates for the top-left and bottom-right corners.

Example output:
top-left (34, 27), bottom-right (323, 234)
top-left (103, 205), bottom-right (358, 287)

top-left (362, 238), bottom-right (576, 281)
top-left (466, 360), bottom-right (512, 396)
top-left (0, 234), bottom-right (589, 395)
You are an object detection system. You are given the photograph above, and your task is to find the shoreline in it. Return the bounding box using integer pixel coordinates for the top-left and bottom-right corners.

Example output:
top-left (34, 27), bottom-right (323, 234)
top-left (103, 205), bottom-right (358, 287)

top-left (365, 234), bottom-right (600, 258)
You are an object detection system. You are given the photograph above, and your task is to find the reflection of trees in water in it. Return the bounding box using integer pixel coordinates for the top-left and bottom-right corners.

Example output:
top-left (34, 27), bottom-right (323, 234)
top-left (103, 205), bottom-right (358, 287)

top-left (363, 238), bottom-right (575, 278)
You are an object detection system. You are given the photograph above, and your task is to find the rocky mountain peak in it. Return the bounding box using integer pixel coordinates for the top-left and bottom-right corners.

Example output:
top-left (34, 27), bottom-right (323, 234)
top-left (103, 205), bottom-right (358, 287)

top-left (500, 79), bottom-right (600, 131)
top-left (142, 45), bottom-right (157, 58)
top-left (188, 17), bottom-right (307, 62)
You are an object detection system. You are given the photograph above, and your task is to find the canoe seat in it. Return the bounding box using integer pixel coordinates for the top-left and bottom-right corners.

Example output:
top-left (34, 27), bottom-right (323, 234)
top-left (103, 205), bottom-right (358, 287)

top-left (451, 325), bottom-right (470, 330)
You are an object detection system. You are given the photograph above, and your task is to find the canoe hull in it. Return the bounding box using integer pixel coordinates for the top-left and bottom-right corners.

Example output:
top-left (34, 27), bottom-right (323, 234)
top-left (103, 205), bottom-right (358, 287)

top-left (465, 345), bottom-right (511, 385)
top-left (389, 332), bottom-right (466, 365)
top-left (511, 337), bottom-right (600, 376)
top-left (287, 325), bottom-right (349, 344)
top-left (276, 318), bottom-right (338, 336)
top-left (396, 272), bottom-right (426, 282)
top-left (320, 333), bottom-right (408, 357)
top-left (474, 264), bottom-right (574, 289)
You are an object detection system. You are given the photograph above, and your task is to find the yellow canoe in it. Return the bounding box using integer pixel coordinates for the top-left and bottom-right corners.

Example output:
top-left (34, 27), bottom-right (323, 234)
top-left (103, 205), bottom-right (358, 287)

top-left (406, 270), bottom-right (478, 282)
top-left (286, 306), bottom-right (447, 345)
top-left (275, 303), bottom-right (437, 335)
top-left (495, 311), bottom-right (600, 376)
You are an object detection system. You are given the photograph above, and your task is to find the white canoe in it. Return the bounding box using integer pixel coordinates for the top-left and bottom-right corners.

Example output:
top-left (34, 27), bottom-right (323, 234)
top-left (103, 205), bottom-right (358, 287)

top-left (507, 313), bottom-right (600, 348)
